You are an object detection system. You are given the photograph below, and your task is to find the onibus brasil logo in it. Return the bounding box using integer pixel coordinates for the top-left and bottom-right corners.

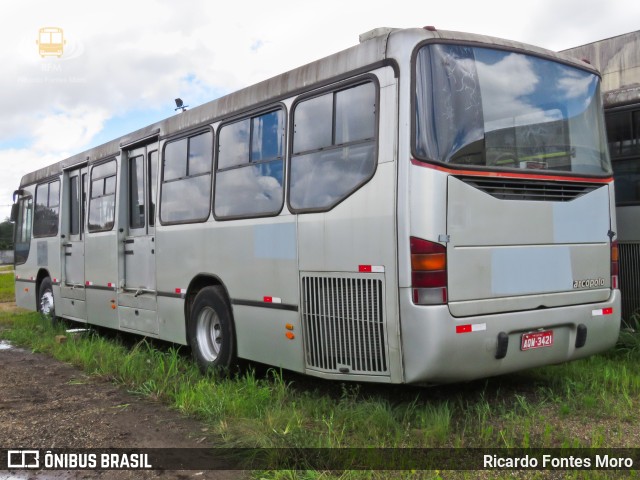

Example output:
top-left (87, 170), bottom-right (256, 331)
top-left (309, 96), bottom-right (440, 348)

top-left (36, 27), bottom-right (66, 58)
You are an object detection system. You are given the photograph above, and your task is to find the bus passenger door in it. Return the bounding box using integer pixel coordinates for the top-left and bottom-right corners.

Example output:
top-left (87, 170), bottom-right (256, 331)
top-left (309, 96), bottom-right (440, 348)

top-left (60, 167), bottom-right (88, 321)
top-left (118, 144), bottom-right (159, 334)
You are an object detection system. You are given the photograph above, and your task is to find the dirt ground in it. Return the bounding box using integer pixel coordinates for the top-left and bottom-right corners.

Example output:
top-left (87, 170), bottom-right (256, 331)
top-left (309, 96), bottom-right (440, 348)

top-left (0, 302), bottom-right (246, 480)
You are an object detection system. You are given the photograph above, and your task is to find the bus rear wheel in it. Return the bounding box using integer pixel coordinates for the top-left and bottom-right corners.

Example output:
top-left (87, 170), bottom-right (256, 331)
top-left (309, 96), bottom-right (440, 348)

top-left (38, 277), bottom-right (57, 326)
top-left (188, 286), bottom-right (237, 374)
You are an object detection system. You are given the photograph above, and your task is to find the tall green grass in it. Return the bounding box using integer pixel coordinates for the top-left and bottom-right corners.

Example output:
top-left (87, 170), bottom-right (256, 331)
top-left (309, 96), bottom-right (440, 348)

top-left (0, 310), bottom-right (456, 449)
top-left (0, 270), bottom-right (14, 302)
top-left (1, 308), bottom-right (639, 453)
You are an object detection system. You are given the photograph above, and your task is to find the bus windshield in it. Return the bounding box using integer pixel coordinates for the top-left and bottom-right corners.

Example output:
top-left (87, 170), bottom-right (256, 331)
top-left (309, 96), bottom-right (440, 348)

top-left (414, 44), bottom-right (612, 175)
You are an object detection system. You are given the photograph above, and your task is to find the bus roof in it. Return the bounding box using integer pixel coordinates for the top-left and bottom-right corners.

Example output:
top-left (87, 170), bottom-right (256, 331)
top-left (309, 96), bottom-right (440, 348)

top-left (20, 27), bottom-right (597, 187)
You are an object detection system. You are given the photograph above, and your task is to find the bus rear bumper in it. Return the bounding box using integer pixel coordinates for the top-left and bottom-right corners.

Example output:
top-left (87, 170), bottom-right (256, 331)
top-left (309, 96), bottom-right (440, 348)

top-left (400, 289), bottom-right (621, 384)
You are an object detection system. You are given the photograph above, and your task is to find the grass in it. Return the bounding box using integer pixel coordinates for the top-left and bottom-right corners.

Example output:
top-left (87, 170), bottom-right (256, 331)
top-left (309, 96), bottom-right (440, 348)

top-left (0, 268), bottom-right (14, 302)
top-left (1, 275), bottom-right (639, 478)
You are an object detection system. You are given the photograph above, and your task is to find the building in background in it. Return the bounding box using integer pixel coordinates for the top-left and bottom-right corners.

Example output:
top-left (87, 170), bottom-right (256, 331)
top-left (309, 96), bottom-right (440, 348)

top-left (563, 31), bottom-right (640, 323)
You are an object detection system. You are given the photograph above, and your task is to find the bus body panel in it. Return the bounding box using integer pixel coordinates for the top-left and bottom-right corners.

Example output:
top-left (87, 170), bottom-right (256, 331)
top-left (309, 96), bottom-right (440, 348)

top-left (15, 280), bottom-right (37, 310)
top-left (446, 177), bottom-right (611, 247)
top-left (119, 306), bottom-right (158, 335)
top-left (35, 239), bottom-right (60, 280)
top-left (154, 215), bottom-right (303, 365)
top-left (58, 296), bottom-right (87, 322)
top-left (234, 305), bottom-right (304, 373)
top-left (297, 175), bottom-right (399, 381)
top-left (155, 222), bottom-right (208, 343)
top-left (157, 295), bottom-right (187, 344)
top-left (209, 217), bottom-right (301, 369)
top-left (84, 232), bottom-right (119, 329)
top-left (444, 166), bottom-right (612, 317)
top-left (296, 67), bottom-right (401, 381)
top-left (400, 288), bottom-right (620, 384)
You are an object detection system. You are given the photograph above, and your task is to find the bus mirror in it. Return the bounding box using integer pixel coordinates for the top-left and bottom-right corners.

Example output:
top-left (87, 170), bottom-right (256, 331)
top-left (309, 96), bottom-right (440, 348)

top-left (12, 189), bottom-right (25, 202)
top-left (10, 203), bottom-right (18, 223)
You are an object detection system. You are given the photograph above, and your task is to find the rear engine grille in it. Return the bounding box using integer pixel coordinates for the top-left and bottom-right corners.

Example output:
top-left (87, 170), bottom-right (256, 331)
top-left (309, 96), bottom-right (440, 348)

top-left (458, 177), bottom-right (600, 202)
top-left (301, 275), bottom-right (388, 375)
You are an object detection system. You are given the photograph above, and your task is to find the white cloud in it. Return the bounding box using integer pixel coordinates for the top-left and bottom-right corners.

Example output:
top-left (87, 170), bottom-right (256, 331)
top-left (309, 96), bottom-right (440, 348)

top-left (476, 53), bottom-right (546, 128)
top-left (32, 107), bottom-right (108, 152)
top-left (558, 69), bottom-right (596, 99)
top-left (0, 149), bottom-right (64, 221)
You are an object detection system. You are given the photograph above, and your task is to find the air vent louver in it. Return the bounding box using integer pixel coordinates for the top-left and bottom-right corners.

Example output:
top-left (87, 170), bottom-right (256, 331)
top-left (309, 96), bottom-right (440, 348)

top-left (458, 177), bottom-right (600, 202)
top-left (302, 275), bottom-right (388, 375)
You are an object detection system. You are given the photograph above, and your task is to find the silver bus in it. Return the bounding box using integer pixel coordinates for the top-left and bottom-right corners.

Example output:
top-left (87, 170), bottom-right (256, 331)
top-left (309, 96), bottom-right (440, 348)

top-left (11, 27), bottom-right (620, 384)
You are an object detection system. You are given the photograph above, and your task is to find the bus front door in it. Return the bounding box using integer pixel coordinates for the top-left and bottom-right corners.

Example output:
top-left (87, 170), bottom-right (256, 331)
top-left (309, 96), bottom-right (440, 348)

top-left (118, 144), bottom-right (159, 335)
top-left (60, 167), bottom-right (88, 321)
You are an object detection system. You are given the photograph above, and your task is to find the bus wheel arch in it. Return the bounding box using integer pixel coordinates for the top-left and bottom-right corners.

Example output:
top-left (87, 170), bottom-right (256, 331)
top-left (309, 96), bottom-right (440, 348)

top-left (185, 276), bottom-right (237, 373)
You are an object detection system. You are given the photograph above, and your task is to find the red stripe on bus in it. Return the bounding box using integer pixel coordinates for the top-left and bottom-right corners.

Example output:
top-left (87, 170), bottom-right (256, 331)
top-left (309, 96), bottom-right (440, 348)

top-left (410, 158), bottom-right (613, 184)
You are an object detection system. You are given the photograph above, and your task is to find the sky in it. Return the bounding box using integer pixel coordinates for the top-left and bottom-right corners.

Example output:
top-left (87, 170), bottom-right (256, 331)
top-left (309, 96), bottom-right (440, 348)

top-left (1, 0), bottom-right (639, 221)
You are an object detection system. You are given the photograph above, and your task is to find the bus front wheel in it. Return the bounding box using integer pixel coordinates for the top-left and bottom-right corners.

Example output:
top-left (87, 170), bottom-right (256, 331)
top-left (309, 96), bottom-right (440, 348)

top-left (188, 286), bottom-right (237, 374)
top-left (38, 277), bottom-right (57, 325)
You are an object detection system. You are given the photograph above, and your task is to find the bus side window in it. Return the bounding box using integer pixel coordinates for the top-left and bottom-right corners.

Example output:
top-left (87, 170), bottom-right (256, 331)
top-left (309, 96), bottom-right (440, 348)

top-left (88, 160), bottom-right (117, 232)
top-left (160, 131), bottom-right (213, 224)
top-left (129, 155), bottom-right (145, 229)
top-left (289, 81), bottom-right (377, 211)
top-left (14, 197), bottom-right (33, 264)
top-left (33, 180), bottom-right (60, 237)
top-left (214, 109), bottom-right (285, 219)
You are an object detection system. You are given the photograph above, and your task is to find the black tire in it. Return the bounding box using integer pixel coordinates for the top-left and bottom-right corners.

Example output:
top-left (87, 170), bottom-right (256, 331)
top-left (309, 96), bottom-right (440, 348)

top-left (188, 286), bottom-right (237, 374)
top-left (38, 277), bottom-right (57, 325)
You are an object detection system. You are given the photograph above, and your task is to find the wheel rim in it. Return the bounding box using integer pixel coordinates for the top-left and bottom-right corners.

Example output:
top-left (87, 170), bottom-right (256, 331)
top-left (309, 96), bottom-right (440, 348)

top-left (196, 306), bottom-right (222, 362)
top-left (40, 290), bottom-right (54, 316)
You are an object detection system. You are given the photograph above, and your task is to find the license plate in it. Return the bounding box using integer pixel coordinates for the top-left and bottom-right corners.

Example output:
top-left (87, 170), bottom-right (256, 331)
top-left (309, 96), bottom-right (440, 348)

top-left (521, 330), bottom-right (554, 351)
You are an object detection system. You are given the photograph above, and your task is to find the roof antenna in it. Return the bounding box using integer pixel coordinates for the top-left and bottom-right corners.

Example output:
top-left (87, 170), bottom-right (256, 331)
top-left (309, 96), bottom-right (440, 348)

top-left (174, 98), bottom-right (188, 112)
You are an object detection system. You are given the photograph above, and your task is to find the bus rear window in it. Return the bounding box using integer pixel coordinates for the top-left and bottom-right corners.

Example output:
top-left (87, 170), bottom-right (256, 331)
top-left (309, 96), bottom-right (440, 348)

top-left (414, 44), bottom-right (612, 176)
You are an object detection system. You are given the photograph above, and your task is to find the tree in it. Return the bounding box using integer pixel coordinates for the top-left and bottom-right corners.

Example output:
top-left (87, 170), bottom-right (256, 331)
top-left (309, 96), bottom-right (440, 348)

top-left (0, 220), bottom-right (13, 250)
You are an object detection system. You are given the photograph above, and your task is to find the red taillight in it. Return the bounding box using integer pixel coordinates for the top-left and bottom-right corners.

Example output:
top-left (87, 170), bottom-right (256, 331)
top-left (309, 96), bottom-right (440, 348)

top-left (410, 236), bottom-right (447, 305)
top-left (412, 271), bottom-right (447, 288)
top-left (611, 240), bottom-right (619, 289)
